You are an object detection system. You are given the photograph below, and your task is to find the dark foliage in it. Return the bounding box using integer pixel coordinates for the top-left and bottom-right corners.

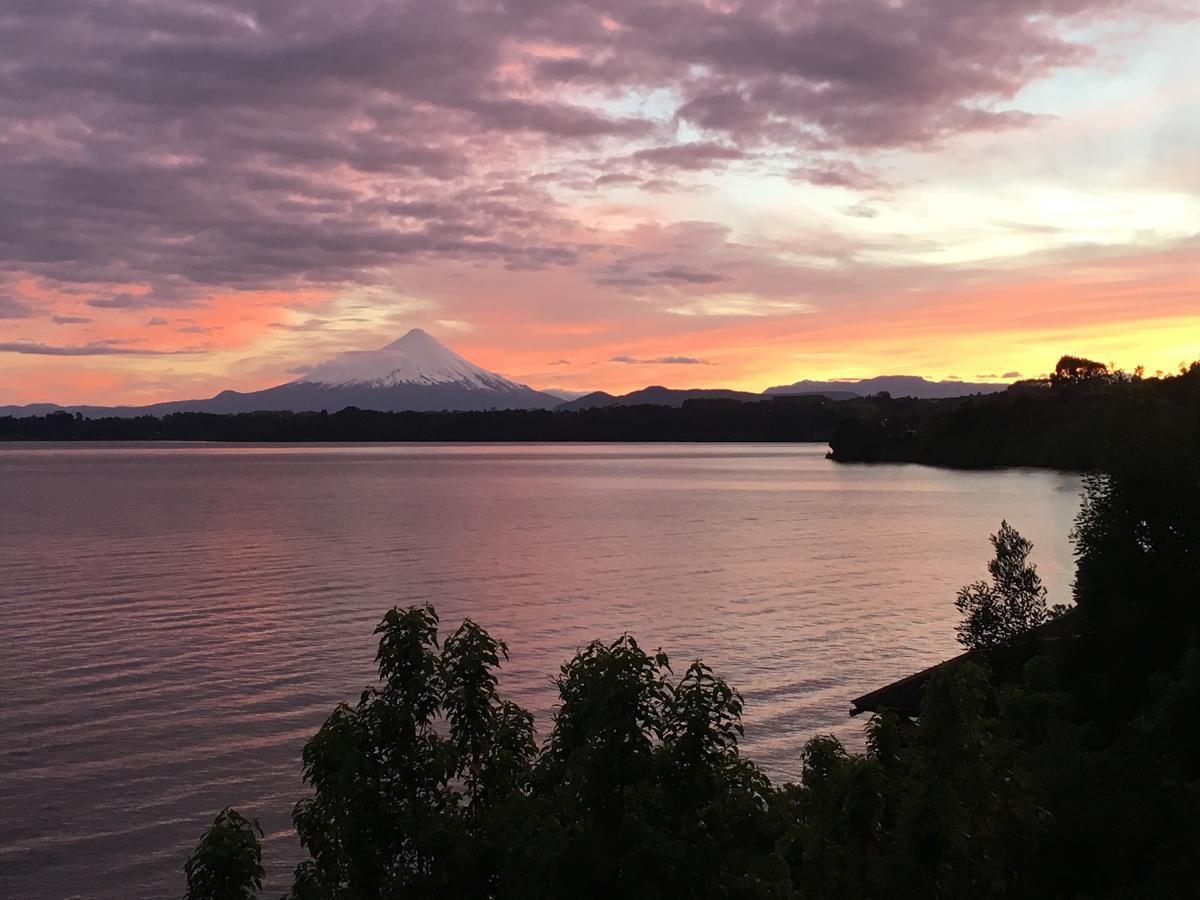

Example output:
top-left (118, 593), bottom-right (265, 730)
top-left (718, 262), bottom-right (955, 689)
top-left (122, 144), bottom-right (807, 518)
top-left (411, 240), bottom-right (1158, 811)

top-left (1050, 355), bottom-right (1111, 388)
top-left (183, 808), bottom-right (264, 900)
top-left (954, 521), bottom-right (1049, 651)
top-left (829, 360), bottom-right (1200, 469)
top-left (0, 396), bottom-right (859, 443)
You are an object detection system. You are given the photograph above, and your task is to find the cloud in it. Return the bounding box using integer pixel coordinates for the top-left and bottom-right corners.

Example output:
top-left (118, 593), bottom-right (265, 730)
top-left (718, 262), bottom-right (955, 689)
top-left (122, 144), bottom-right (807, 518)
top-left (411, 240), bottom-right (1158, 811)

top-left (632, 143), bottom-right (746, 170)
top-left (87, 294), bottom-right (163, 310)
top-left (0, 0), bottom-right (1188, 408)
top-left (270, 318), bottom-right (335, 332)
top-left (1, 295), bottom-right (36, 319)
top-left (1003, 371), bottom-right (1022, 379)
top-left (793, 160), bottom-right (887, 190)
top-left (610, 354), bottom-right (713, 365)
top-left (647, 266), bottom-right (726, 284)
top-left (0, 341), bottom-right (198, 357)
top-left (51, 314), bottom-right (93, 324)
top-left (548, 359), bottom-right (571, 365)
top-left (0, 0), bottom-right (1166, 314)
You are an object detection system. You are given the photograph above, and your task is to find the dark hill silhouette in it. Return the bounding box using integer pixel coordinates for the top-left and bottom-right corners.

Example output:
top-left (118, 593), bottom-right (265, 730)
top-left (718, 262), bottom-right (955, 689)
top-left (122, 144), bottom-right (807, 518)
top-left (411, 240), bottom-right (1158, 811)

top-left (765, 374), bottom-right (1008, 400)
top-left (556, 386), bottom-right (762, 410)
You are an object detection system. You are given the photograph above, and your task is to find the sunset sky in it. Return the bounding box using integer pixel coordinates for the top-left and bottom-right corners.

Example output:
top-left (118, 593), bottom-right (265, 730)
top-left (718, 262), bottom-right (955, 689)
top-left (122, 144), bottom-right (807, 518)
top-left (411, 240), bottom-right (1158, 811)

top-left (0, 0), bottom-right (1197, 405)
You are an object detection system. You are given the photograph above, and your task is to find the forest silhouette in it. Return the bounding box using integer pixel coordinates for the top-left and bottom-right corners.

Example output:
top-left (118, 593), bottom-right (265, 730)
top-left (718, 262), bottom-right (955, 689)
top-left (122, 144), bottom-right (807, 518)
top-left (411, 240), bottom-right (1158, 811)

top-left (7, 358), bottom-right (1198, 478)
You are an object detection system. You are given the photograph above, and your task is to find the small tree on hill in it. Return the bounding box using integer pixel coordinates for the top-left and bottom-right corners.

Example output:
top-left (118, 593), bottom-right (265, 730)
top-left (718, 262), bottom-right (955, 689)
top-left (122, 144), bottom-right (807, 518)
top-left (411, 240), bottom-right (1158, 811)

top-left (1050, 355), bottom-right (1109, 388)
top-left (955, 521), bottom-right (1048, 651)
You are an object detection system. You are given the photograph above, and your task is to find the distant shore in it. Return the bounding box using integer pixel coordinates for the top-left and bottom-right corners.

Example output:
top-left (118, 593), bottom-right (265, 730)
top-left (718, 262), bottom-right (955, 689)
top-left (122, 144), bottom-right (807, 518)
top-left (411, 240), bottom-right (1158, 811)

top-left (5, 367), bottom-right (1196, 478)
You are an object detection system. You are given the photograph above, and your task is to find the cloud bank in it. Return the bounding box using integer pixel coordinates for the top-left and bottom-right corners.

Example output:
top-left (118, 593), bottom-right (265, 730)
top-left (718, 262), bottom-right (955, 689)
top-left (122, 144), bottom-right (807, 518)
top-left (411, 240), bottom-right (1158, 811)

top-left (0, 0), bottom-right (1193, 404)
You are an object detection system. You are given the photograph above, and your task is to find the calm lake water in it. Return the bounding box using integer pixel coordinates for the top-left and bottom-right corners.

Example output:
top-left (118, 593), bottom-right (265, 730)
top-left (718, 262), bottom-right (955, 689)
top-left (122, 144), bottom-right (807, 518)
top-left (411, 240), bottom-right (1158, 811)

top-left (0, 443), bottom-right (1082, 899)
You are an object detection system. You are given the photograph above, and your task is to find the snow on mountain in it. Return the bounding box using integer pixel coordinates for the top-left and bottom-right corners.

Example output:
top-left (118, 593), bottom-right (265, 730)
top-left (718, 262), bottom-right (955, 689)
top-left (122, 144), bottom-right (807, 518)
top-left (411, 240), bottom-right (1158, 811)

top-left (298, 328), bottom-right (517, 391)
top-left (0, 329), bottom-right (560, 415)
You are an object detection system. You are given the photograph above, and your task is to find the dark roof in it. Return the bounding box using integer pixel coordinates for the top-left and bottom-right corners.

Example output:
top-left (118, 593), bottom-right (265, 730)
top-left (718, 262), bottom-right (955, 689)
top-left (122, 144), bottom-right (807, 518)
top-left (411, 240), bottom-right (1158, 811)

top-left (849, 608), bottom-right (1083, 718)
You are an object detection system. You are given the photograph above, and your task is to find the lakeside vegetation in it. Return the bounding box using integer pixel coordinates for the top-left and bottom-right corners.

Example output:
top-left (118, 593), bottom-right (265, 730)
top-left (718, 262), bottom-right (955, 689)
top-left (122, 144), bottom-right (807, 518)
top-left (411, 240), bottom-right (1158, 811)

top-left (829, 356), bottom-right (1200, 469)
top-left (1, 395), bottom-right (854, 444)
top-left (183, 402), bottom-right (1200, 899)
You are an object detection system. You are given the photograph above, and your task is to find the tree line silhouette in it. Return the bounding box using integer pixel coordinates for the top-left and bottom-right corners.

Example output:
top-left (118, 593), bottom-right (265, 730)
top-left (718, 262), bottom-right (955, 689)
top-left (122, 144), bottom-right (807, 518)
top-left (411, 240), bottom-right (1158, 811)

top-left (6, 357), bottom-right (1197, 476)
top-left (829, 357), bottom-right (1200, 469)
top-left (2, 395), bottom-right (853, 444)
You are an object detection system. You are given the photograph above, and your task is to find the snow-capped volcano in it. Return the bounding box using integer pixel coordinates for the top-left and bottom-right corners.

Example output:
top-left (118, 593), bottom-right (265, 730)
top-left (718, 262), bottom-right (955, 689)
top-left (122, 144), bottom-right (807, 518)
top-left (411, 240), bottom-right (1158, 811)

top-left (298, 328), bottom-right (523, 392)
top-left (239, 328), bottom-right (559, 412)
top-left (0, 329), bottom-right (560, 416)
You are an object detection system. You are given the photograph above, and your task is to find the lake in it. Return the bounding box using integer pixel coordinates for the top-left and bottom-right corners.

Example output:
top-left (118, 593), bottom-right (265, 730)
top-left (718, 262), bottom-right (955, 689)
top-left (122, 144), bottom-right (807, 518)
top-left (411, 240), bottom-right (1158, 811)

top-left (0, 443), bottom-right (1082, 899)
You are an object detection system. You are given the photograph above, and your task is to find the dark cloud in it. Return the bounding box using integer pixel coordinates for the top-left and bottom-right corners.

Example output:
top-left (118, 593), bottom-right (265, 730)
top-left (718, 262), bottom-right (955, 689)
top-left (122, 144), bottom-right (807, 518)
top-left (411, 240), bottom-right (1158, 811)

top-left (548, 359), bottom-right (571, 365)
top-left (647, 266), bottom-right (726, 284)
top-left (793, 160), bottom-right (887, 190)
top-left (632, 143), bottom-right (746, 170)
top-left (1003, 371), bottom-right (1022, 379)
top-left (0, 0), bottom-right (1170, 311)
top-left (0, 341), bottom-right (198, 356)
top-left (51, 314), bottom-right (93, 324)
top-left (87, 294), bottom-right (152, 310)
top-left (592, 222), bottom-right (781, 294)
top-left (611, 354), bottom-right (713, 365)
top-left (0, 295), bottom-right (36, 318)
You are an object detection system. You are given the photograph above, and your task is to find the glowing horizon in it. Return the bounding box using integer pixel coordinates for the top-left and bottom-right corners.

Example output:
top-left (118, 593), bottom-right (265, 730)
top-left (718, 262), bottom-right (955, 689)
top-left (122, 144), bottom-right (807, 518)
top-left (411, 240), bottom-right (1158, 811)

top-left (0, 1), bottom-right (1197, 406)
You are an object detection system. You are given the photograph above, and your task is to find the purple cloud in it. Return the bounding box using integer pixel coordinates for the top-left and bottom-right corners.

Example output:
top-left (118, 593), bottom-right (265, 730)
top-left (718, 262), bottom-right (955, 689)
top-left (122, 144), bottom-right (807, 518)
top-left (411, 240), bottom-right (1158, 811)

top-left (633, 143), bottom-right (747, 170)
top-left (793, 160), bottom-right (887, 190)
top-left (0, 341), bottom-right (198, 357)
top-left (647, 266), bottom-right (727, 285)
top-left (611, 354), bottom-right (713, 366)
top-left (0, 0), bottom-right (1175, 315)
top-left (0, 295), bottom-right (35, 319)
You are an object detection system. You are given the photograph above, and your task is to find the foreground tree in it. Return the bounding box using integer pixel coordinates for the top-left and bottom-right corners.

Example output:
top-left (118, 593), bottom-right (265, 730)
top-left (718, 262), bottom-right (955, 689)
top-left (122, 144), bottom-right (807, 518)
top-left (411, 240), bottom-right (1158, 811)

top-left (287, 605), bottom-right (537, 899)
top-left (183, 808), bottom-right (264, 900)
top-left (279, 616), bottom-right (792, 899)
top-left (955, 521), bottom-right (1049, 651)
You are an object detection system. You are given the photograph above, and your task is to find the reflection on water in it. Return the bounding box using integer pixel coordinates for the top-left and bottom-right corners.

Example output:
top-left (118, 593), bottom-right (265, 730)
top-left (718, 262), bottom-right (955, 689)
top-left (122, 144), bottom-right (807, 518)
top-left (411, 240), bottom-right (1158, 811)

top-left (0, 443), bottom-right (1081, 899)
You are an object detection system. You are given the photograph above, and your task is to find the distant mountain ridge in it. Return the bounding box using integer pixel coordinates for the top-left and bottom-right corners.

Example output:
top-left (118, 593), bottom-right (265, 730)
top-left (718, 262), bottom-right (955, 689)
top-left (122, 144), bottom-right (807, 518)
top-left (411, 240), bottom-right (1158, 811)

top-left (556, 386), bottom-right (763, 411)
top-left (0, 333), bottom-right (1015, 417)
top-left (0, 329), bottom-right (560, 417)
top-left (764, 375), bottom-right (1008, 400)
top-left (557, 376), bottom-right (1007, 411)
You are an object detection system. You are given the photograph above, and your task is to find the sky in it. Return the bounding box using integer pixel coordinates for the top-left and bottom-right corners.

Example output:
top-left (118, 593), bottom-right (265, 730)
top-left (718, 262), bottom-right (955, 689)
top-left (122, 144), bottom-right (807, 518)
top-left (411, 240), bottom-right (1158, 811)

top-left (0, 0), bottom-right (1197, 405)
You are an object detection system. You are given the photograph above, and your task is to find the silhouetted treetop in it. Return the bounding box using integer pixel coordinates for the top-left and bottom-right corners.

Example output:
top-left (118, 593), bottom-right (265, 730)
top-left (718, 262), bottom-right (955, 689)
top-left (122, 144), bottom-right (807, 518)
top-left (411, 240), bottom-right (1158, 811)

top-left (954, 521), bottom-right (1049, 651)
top-left (1051, 355), bottom-right (1110, 387)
